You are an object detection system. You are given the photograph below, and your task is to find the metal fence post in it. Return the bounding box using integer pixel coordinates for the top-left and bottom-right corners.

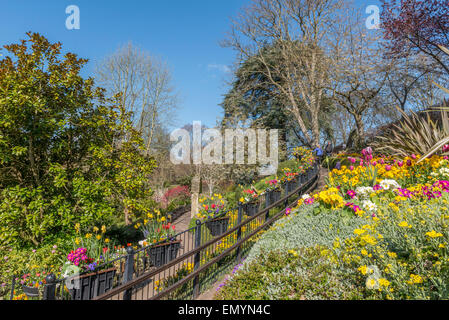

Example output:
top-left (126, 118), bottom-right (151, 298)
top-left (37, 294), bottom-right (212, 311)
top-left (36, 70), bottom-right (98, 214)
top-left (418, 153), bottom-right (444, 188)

top-left (265, 190), bottom-right (270, 221)
top-left (235, 204), bottom-right (244, 262)
top-left (123, 246), bottom-right (134, 300)
top-left (43, 273), bottom-right (56, 300)
top-left (192, 220), bottom-right (202, 298)
top-left (284, 183), bottom-right (290, 209)
top-left (9, 275), bottom-right (16, 300)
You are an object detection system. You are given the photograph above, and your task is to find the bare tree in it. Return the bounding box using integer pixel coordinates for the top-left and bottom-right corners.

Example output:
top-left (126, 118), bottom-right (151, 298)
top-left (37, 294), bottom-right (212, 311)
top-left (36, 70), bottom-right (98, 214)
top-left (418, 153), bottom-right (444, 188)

top-left (328, 8), bottom-right (392, 149)
top-left (95, 42), bottom-right (178, 156)
top-left (223, 0), bottom-right (344, 148)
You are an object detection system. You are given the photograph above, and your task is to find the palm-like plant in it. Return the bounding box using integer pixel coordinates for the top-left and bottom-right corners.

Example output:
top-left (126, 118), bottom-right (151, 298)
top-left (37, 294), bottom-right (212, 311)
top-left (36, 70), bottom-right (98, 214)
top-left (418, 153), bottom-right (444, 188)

top-left (373, 106), bottom-right (449, 157)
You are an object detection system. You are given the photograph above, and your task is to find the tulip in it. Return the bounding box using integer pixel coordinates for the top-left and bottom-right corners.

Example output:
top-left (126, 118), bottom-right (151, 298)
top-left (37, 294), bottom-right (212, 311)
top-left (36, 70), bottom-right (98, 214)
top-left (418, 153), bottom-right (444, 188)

top-left (398, 161), bottom-right (404, 167)
top-left (385, 165), bottom-right (392, 171)
top-left (411, 154), bottom-right (417, 160)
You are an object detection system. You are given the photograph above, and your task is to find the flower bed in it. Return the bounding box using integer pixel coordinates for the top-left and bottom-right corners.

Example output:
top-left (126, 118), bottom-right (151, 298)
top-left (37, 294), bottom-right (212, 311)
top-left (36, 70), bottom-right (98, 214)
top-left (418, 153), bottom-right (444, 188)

top-left (216, 150), bottom-right (449, 300)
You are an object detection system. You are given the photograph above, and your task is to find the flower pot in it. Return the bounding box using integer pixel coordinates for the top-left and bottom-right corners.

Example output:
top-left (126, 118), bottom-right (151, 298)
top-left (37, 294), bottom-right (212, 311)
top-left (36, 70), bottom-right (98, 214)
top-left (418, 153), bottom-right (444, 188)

top-left (67, 267), bottom-right (116, 300)
top-left (205, 216), bottom-right (230, 237)
top-left (269, 190), bottom-right (282, 205)
top-left (149, 240), bottom-right (181, 268)
top-left (22, 285), bottom-right (40, 298)
top-left (244, 202), bottom-right (260, 217)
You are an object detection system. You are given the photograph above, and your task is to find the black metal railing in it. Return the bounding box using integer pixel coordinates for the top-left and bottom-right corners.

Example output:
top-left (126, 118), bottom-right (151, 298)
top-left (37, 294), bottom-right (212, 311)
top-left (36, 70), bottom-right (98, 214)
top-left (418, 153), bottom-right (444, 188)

top-left (8, 162), bottom-right (320, 300)
top-left (91, 162), bottom-right (320, 300)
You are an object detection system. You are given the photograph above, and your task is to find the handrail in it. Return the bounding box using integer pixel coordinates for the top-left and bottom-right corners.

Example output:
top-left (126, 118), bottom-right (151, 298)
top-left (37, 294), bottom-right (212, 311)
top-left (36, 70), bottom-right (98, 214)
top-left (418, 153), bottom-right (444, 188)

top-left (93, 164), bottom-right (320, 300)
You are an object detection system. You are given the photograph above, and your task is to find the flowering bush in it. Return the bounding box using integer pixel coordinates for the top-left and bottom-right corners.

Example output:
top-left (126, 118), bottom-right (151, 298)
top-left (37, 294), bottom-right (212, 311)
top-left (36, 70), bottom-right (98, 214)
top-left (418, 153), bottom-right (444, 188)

top-left (217, 150), bottom-right (449, 300)
top-left (62, 224), bottom-right (114, 275)
top-left (136, 209), bottom-right (176, 245)
top-left (265, 178), bottom-right (281, 192)
top-left (196, 194), bottom-right (228, 221)
top-left (292, 147), bottom-right (314, 170)
top-left (239, 187), bottom-right (259, 204)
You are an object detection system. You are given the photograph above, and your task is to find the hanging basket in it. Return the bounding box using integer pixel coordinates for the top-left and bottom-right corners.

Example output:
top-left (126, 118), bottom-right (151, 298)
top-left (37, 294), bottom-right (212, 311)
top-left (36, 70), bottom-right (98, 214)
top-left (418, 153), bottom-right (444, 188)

top-left (205, 216), bottom-right (230, 237)
top-left (67, 267), bottom-right (116, 300)
top-left (149, 240), bottom-right (182, 268)
top-left (244, 201), bottom-right (260, 217)
top-left (22, 285), bottom-right (40, 298)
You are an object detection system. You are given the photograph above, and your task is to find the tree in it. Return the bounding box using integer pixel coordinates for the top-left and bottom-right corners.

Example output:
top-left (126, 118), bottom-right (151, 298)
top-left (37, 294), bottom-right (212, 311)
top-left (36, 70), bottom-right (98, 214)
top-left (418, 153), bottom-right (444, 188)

top-left (95, 42), bottom-right (178, 156)
top-left (224, 0), bottom-right (344, 148)
top-left (329, 8), bottom-right (392, 149)
top-left (0, 33), bottom-right (156, 246)
top-left (381, 0), bottom-right (449, 74)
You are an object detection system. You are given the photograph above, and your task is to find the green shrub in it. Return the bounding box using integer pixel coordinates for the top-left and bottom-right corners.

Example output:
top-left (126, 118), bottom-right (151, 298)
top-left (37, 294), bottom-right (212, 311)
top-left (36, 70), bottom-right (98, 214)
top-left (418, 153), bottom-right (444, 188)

top-left (215, 247), bottom-right (363, 300)
top-left (243, 204), bottom-right (366, 265)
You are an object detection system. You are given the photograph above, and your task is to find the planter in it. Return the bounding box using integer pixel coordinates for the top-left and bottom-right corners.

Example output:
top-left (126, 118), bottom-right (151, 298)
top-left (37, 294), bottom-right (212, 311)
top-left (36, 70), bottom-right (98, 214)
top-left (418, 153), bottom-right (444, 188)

top-left (22, 285), bottom-right (40, 298)
top-left (149, 240), bottom-right (181, 268)
top-left (269, 190), bottom-right (282, 205)
top-left (244, 202), bottom-right (260, 217)
top-left (205, 216), bottom-right (230, 237)
top-left (68, 267), bottom-right (116, 300)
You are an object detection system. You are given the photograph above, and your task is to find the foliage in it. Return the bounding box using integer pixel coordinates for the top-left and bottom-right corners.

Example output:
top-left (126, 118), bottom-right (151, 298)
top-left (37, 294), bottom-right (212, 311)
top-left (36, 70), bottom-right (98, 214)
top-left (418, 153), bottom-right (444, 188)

top-left (373, 107), bottom-right (449, 157)
top-left (196, 193), bottom-right (228, 221)
top-left (0, 33), bottom-right (156, 247)
top-left (64, 224), bottom-right (115, 273)
top-left (215, 247), bottom-right (364, 300)
top-left (381, 0), bottom-right (449, 74)
top-left (217, 150), bottom-right (449, 300)
top-left (136, 209), bottom-right (176, 245)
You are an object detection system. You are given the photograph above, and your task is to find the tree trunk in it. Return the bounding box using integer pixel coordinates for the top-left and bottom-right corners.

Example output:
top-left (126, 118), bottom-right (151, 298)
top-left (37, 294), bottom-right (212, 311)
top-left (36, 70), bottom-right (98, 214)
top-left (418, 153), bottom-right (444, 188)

top-left (190, 174), bottom-right (201, 219)
top-left (354, 114), bottom-right (365, 150)
top-left (124, 206), bottom-right (130, 226)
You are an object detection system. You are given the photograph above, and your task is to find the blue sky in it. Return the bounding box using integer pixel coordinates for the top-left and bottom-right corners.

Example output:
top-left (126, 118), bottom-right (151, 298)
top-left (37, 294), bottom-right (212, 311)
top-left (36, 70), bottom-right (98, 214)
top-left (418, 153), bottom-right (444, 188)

top-left (0, 0), bottom-right (380, 129)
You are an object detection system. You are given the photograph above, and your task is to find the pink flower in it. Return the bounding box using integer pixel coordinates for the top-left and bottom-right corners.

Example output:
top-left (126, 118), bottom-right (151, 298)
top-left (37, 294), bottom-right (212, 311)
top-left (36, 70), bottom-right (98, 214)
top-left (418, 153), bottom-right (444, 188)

top-left (347, 190), bottom-right (357, 199)
top-left (397, 161), bottom-right (404, 167)
top-left (285, 208), bottom-right (292, 216)
top-left (379, 158), bottom-right (385, 165)
top-left (349, 165), bottom-right (355, 171)
top-left (385, 165), bottom-right (392, 171)
top-left (411, 154), bottom-right (417, 160)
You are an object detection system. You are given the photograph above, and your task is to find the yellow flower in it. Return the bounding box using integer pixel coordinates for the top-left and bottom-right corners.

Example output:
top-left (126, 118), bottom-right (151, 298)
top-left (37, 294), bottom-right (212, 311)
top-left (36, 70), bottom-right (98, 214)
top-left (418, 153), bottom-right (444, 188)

top-left (105, 238), bottom-right (110, 243)
top-left (426, 230), bottom-right (443, 239)
top-left (288, 249), bottom-right (298, 257)
top-left (358, 265), bottom-right (367, 275)
top-left (407, 274), bottom-right (423, 284)
top-left (398, 221), bottom-right (410, 228)
top-left (378, 278), bottom-right (390, 288)
top-left (96, 235), bottom-right (101, 240)
top-left (93, 226), bottom-right (99, 233)
top-left (101, 225), bottom-right (107, 233)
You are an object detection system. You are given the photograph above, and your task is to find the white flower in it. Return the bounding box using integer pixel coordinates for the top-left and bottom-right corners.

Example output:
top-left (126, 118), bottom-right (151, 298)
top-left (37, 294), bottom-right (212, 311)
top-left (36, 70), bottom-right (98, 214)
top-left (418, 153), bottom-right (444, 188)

top-left (302, 194), bottom-right (311, 200)
top-left (379, 179), bottom-right (401, 191)
top-left (355, 186), bottom-right (374, 199)
top-left (362, 200), bottom-right (377, 212)
top-left (439, 167), bottom-right (449, 177)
